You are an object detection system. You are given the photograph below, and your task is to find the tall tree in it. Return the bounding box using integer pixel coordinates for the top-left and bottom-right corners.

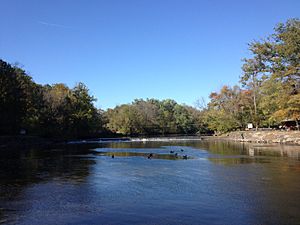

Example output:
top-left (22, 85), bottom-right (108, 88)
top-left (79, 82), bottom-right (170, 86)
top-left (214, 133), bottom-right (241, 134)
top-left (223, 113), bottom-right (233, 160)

top-left (240, 18), bottom-right (300, 127)
top-left (0, 60), bottom-right (21, 134)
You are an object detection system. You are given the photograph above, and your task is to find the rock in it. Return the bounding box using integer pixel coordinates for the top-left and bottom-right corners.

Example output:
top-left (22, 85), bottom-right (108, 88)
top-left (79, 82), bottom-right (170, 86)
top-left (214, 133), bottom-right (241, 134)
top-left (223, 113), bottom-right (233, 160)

top-left (223, 131), bottom-right (300, 145)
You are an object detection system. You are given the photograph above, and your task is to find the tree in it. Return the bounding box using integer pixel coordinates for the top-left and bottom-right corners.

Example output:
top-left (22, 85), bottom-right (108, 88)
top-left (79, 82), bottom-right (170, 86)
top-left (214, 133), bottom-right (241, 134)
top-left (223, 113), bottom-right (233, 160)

top-left (106, 104), bottom-right (141, 135)
top-left (205, 85), bottom-right (246, 133)
top-left (71, 83), bottom-right (102, 137)
top-left (0, 60), bottom-right (41, 135)
top-left (0, 59), bottom-right (104, 138)
top-left (259, 78), bottom-right (283, 127)
top-left (240, 18), bottom-right (300, 128)
top-left (0, 60), bottom-right (21, 134)
top-left (241, 57), bottom-right (266, 130)
top-left (40, 83), bottom-right (74, 137)
top-left (106, 98), bottom-right (204, 135)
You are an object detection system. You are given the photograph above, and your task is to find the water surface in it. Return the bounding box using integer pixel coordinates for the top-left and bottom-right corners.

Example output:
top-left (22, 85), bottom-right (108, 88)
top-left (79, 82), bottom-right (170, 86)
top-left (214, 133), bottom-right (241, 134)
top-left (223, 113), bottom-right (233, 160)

top-left (0, 140), bottom-right (300, 225)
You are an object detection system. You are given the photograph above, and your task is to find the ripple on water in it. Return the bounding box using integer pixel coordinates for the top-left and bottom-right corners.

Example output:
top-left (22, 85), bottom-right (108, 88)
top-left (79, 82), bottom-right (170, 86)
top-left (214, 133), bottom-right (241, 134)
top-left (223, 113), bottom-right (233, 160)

top-left (0, 141), bottom-right (300, 225)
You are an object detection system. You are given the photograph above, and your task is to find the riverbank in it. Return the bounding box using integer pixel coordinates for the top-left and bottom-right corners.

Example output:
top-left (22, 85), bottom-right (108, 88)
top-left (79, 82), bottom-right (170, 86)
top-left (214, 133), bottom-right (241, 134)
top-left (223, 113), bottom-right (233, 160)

top-left (1, 131), bottom-right (300, 149)
top-left (222, 130), bottom-right (300, 145)
top-left (0, 135), bottom-right (64, 149)
top-left (0, 135), bottom-right (132, 149)
top-left (0, 134), bottom-right (206, 149)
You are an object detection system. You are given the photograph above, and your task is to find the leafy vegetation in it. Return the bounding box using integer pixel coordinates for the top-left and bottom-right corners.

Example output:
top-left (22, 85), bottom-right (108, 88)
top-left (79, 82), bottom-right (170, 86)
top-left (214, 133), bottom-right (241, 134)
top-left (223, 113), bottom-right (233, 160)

top-left (0, 18), bottom-right (299, 137)
top-left (204, 18), bottom-right (300, 133)
top-left (106, 99), bottom-right (204, 135)
top-left (0, 60), bottom-right (103, 138)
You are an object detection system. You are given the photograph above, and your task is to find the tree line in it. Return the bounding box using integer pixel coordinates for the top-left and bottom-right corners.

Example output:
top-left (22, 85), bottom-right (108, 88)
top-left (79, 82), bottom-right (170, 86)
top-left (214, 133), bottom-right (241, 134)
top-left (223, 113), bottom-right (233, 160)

top-left (0, 60), bottom-right (207, 137)
top-left (105, 99), bottom-right (209, 135)
top-left (0, 18), bottom-right (299, 137)
top-left (0, 60), bottom-right (103, 138)
top-left (203, 18), bottom-right (300, 133)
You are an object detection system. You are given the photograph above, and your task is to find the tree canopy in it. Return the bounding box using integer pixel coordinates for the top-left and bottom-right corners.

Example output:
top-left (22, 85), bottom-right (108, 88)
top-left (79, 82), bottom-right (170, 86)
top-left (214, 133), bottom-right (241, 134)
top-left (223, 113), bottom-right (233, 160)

top-left (106, 99), bottom-right (203, 135)
top-left (204, 18), bottom-right (300, 132)
top-left (0, 60), bottom-right (104, 138)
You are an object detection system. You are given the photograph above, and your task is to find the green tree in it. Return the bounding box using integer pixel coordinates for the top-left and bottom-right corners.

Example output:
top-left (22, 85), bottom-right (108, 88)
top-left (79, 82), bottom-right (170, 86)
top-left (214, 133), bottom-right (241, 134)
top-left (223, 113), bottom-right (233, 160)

top-left (0, 60), bottom-right (41, 135)
top-left (106, 98), bottom-right (203, 135)
top-left (106, 104), bottom-right (141, 135)
top-left (71, 82), bottom-right (102, 137)
top-left (132, 99), bottom-right (160, 134)
top-left (0, 60), bottom-right (21, 134)
top-left (40, 83), bottom-right (74, 137)
top-left (205, 86), bottom-right (245, 133)
top-left (240, 18), bottom-right (300, 128)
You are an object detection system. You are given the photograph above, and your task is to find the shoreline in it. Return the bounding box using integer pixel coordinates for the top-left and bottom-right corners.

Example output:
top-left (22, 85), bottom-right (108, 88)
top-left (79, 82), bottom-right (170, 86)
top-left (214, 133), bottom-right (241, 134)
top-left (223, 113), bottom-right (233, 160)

top-left (0, 135), bottom-right (66, 149)
top-left (220, 130), bottom-right (300, 145)
top-left (1, 131), bottom-right (300, 149)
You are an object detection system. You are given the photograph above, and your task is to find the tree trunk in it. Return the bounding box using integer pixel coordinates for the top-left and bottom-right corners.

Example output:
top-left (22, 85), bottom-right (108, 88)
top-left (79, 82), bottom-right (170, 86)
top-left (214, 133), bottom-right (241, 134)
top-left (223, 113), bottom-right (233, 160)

top-left (253, 74), bottom-right (258, 131)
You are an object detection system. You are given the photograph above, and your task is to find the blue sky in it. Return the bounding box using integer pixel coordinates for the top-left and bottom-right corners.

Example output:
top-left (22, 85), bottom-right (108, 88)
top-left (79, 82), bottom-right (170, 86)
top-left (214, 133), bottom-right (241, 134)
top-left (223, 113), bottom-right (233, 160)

top-left (1, 0), bottom-right (299, 109)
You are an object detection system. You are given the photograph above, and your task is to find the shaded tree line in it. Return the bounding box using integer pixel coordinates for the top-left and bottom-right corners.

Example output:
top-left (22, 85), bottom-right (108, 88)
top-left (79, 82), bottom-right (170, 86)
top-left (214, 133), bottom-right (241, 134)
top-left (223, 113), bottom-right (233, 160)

top-left (0, 60), bottom-right (103, 138)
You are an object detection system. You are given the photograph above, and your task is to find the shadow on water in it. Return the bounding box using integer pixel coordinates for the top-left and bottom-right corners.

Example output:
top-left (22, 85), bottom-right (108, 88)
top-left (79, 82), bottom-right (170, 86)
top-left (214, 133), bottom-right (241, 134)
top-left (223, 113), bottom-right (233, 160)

top-left (94, 151), bottom-right (191, 160)
top-left (0, 145), bottom-right (96, 224)
top-left (97, 139), bottom-right (300, 160)
top-left (0, 139), bottom-right (300, 224)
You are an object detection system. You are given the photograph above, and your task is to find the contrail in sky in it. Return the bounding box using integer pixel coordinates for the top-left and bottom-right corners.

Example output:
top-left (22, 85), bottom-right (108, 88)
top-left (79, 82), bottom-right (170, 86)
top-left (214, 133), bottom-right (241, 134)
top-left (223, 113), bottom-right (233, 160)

top-left (38, 21), bottom-right (73, 29)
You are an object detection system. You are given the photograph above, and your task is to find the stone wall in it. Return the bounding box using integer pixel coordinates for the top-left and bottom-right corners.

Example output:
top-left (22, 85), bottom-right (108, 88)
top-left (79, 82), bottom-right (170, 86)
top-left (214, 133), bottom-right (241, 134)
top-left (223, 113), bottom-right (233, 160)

top-left (223, 131), bottom-right (300, 145)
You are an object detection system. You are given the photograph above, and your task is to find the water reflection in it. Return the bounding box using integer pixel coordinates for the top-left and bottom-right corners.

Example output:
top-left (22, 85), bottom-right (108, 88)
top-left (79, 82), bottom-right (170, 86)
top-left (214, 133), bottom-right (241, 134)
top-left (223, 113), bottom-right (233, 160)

top-left (0, 140), bottom-right (299, 224)
top-left (95, 151), bottom-right (191, 160)
top-left (0, 146), bottom-right (96, 224)
top-left (209, 157), bottom-right (271, 165)
top-left (99, 139), bottom-right (300, 160)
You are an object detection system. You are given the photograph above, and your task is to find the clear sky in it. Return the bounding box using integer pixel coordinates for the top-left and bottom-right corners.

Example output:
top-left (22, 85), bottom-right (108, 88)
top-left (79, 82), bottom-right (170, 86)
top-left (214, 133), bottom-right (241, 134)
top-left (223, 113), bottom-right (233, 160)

top-left (1, 0), bottom-right (299, 109)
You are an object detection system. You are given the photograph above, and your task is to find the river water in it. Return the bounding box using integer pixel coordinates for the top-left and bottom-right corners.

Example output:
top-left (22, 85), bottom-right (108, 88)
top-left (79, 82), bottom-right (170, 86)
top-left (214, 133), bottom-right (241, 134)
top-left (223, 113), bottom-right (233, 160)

top-left (0, 140), bottom-right (300, 225)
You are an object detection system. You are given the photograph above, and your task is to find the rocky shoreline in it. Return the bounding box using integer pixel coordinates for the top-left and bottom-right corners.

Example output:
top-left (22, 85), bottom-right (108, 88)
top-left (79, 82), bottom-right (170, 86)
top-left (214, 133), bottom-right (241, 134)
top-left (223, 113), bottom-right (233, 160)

top-left (222, 131), bottom-right (300, 145)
